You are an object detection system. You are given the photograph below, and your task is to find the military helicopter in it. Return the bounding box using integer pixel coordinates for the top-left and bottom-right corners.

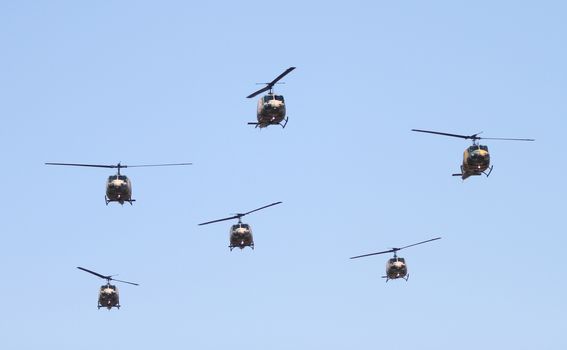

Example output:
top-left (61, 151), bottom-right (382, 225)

top-left (45, 162), bottom-right (192, 204)
top-left (198, 201), bottom-right (282, 251)
top-left (350, 237), bottom-right (441, 282)
top-left (412, 129), bottom-right (534, 180)
top-left (77, 267), bottom-right (139, 310)
top-left (246, 67), bottom-right (295, 129)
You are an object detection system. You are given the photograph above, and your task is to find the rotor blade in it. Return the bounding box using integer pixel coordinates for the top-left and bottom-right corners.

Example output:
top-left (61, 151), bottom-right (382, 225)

top-left (350, 249), bottom-right (396, 259)
top-left (411, 129), bottom-right (473, 140)
top-left (126, 162), bottom-right (193, 168)
top-left (268, 67), bottom-right (296, 87)
top-left (246, 67), bottom-right (296, 98)
top-left (399, 237), bottom-right (442, 250)
top-left (111, 278), bottom-right (139, 286)
top-left (243, 201), bottom-right (282, 216)
top-left (46, 163), bottom-right (116, 169)
top-left (475, 137), bottom-right (535, 142)
top-left (77, 267), bottom-right (111, 280)
top-left (198, 215), bottom-right (241, 226)
top-left (246, 85), bottom-right (272, 99)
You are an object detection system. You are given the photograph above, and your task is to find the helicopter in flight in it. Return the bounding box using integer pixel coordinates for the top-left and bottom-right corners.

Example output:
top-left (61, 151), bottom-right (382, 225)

top-left (45, 162), bottom-right (192, 205)
top-left (198, 202), bottom-right (282, 251)
top-left (412, 129), bottom-right (534, 180)
top-left (350, 237), bottom-right (441, 282)
top-left (246, 67), bottom-right (295, 129)
top-left (77, 267), bottom-right (139, 310)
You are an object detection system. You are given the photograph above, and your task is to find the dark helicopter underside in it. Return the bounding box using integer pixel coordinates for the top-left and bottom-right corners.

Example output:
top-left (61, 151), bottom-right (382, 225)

top-left (385, 266), bottom-right (408, 280)
top-left (105, 188), bottom-right (134, 205)
top-left (98, 291), bottom-right (119, 310)
top-left (229, 232), bottom-right (254, 251)
top-left (254, 108), bottom-right (287, 128)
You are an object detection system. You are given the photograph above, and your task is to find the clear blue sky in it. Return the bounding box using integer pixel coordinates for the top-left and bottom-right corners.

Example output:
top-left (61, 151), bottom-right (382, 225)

top-left (1, 1), bottom-right (565, 349)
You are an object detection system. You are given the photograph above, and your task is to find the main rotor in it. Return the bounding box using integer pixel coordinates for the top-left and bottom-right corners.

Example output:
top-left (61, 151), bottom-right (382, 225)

top-left (246, 67), bottom-right (296, 99)
top-left (45, 162), bottom-right (192, 175)
top-left (77, 267), bottom-right (139, 286)
top-left (411, 129), bottom-right (534, 146)
top-left (198, 201), bottom-right (282, 226)
top-left (350, 237), bottom-right (441, 259)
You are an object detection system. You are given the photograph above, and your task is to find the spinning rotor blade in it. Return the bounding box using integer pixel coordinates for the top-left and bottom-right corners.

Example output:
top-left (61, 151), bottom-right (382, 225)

top-left (198, 201), bottom-right (282, 226)
top-left (46, 162), bottom-right (192, 169)
top-left (246, 67), bottom-right (296, 98)
top-left (77, 267), bottom-right (139, 285)
top-left (350, 248), bottom-right (396, 259)
top-left (126, 163), bottom-right (192, 168)
top-left (398, 237), bottom-right (442, 250)
top-left (350, 237), bottom-right (441, 259)
top-left (473, 137), bottom-right (535, 141)
top-left (411, 129), bottom-right (477, 140)
top-left (46, 163), bottom-right (117, 169)
top-left (198, 214), bottom-right (242, 226)
top-left (243, 201), bottom-right (282, 216)
top-left (77, 266), bottom-right (111, 280)
top-left (412, 129), bottom-right (534, 142)
top-left (112, 278), bottom-right (140, 286)
top-left (246, 85), bottom-right (272, 99)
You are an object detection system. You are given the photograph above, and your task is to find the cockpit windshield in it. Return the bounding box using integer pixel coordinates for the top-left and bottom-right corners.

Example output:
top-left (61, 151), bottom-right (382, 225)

top-left (108, 175), bottom-right (128, 182)
top-left (468, 145), bottom-right (489, 152)
top-left (274, 95), bottom-right (284, 102)
top-left (263, 95), bottom-right (273, 103)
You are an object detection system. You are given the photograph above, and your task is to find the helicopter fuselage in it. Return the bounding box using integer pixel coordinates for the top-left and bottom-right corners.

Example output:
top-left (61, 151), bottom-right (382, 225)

top-left (458, 145), bottom-right (491, 180)
top-left (105, 175), bottom-right (133, 205)
top-left (385, 257), bottom-right (408, 280)
top-left (98, 284), bottom-right (120, 310)
top-left (229, 223), bottom-right (254, 250)
top-left (254, 94), bottom-right (287, 128)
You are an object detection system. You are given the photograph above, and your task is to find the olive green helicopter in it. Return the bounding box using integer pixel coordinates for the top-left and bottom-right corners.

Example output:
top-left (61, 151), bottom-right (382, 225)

top-left (199, 202), bottom-right (282, 251)
top-left (77, 267), bottom-right (139, 310)
top-left (412, 129), bottom-right (534, 180)
top-left (247, 67), bottom-right (295, 129)
top-left (45, 162), bottom-right (192, 204)
top-left (350, 237), bottom-right (441, 282)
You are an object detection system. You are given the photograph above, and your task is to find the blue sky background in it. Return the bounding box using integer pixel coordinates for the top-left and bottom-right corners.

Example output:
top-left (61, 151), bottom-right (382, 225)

top-left (0, 1), bottom-right (565, 349)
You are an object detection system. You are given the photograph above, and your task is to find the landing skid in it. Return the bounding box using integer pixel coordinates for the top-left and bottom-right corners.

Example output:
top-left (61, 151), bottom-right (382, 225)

top-left (229, 244), bottom-right (254, 251)
top-left (247, 116), bottom-right (288, 129)
top-left (452, 165), bottom-right (493, 179)
top-left (382, 274), bottom-right (409, 282)
top-left (105, 196), bottom-right (136, 205)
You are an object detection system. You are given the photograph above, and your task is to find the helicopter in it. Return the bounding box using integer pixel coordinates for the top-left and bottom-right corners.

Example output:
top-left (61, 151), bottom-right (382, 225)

top-left (77, 267), bottom-right (139, 310)
top-left (198, 202), bottom-right (282, 251)
top-left (45, 162), bottom-right (192, 205)
top-left (246, 67), bottom-right (295, 129)
top-left (411, 129), bottom-right (534, 180)
top-left (350, 237), bottom-right (441, 282)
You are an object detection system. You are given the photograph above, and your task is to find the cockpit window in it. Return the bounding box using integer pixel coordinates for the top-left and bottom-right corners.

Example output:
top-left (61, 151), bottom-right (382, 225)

top-left (274, 95), bottom-right (284, 102)
top-left (469, 145), bottom-right (489, 152)
top-left (118, 175), bottom-right (127, 180)
top-left (263, 95), bottom-right (273, 103)
top-left (108, 175), bottom-right (118, 181)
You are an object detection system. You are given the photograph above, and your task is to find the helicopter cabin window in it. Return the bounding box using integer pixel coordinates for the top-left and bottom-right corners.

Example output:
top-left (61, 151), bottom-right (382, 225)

top-left (274, 95), bottom-right (284, 102)
top-left (118, 175), bottom-right (127, 181)
top-left (479, 145), bottom-right (488, 151)
top-left (108, 175), bottom-right (118, 181)
top-left (263, 95), bottom-right (273, 103)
